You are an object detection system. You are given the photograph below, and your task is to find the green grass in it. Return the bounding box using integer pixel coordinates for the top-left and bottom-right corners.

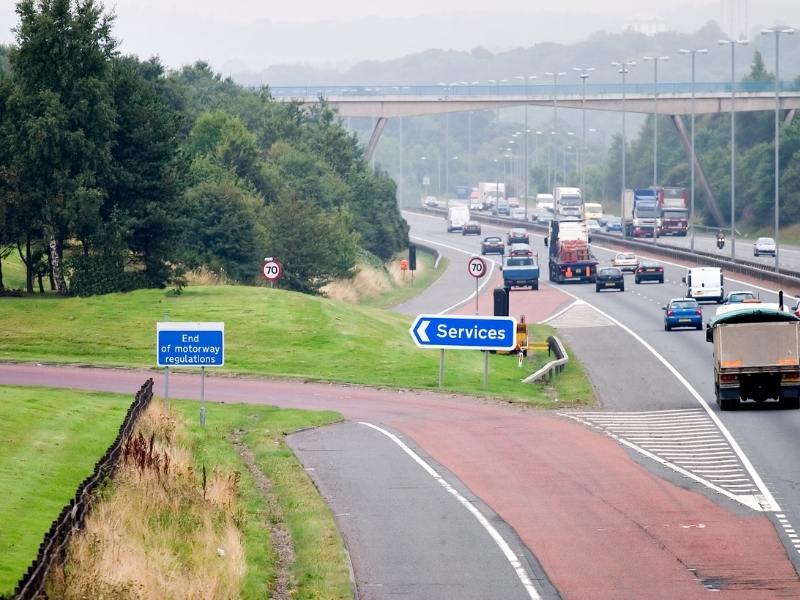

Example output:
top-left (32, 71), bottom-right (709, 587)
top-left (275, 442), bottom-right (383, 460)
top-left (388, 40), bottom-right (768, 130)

top-left (0, 285), bottom-right (592, 405)
top-left (362, 251), bottom-right (447, 310)
top-left (0, 385), bottom-right (349, 599)
top-left (1, 252), bottom-right (28, 291)
top-left (174, 400), bottom-right (349, 599)
top-left (0, 386), bottom-right (134, 595)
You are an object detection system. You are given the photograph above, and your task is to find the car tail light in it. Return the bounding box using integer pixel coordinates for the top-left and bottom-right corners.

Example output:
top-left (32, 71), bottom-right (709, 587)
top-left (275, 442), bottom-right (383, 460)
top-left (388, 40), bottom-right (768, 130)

top-left (658, 267), bottom-right (663, 272)
top-left (695, 309), bottom-right (702, 316)
top-left (783, 372), bottom-right (800, 381)
top-left (720, 373), bottom-right (737, 382)
top-left (667, 310), bottom-right (674, 316)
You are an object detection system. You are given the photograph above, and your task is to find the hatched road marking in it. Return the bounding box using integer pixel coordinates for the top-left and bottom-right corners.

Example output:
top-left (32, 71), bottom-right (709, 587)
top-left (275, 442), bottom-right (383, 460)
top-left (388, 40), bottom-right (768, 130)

top-left (542, 301), bottom-right (614, 328)
top-left (560, 409), bottom-right (764, 506)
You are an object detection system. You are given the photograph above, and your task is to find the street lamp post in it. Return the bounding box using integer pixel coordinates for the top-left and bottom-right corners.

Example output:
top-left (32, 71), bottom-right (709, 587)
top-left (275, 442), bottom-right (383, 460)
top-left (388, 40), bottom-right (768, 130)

top-left (544, 71), bottom-right (566, 191)
top-left (612, 60), bottom-right (636, 237)
top-left (718, 39), bottom-right (748, 262)
top-left (572, 67), bottom-right (594, 194)
top-left (761, 27), bottom-right (795, 271)
top-left (516, 75), bottom-right (537, 217)
top-left (679, 48), bottom-right (708, 252)
top-left (642, 56), bottom-right (669, 187)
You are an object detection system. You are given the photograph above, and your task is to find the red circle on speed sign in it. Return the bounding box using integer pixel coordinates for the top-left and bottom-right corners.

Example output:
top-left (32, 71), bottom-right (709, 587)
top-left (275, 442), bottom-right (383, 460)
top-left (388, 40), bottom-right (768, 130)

top-left (467, 256), bottom-right (487, 279)
top-left (262, 259), bottom-right (283, 282)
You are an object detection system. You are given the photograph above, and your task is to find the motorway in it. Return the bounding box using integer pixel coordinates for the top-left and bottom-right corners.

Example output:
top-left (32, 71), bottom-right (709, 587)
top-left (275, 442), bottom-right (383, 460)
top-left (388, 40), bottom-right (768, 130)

top-left (7, 212), bottom-right (800, 598)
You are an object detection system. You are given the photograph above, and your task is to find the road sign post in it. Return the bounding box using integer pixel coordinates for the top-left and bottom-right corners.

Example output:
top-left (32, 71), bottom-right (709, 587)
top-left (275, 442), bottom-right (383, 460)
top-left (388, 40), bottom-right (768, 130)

top-left (157, 322), bottom-right (224, 426)
top-left (467, 256), bottom-right (487, 315)
top-left (410, 314), bottom-right (516, 388)
top-left (262, 257), bottom-right (283, 288)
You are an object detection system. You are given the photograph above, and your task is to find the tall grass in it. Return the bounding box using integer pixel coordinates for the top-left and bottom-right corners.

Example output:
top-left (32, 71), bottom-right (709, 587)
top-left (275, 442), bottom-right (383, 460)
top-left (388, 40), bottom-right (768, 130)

top-left (47, 403), bottom-right (246, 599)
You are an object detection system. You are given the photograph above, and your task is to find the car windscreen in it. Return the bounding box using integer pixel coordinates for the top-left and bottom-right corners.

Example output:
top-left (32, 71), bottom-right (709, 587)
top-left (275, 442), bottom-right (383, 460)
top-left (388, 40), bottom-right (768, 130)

top-left (559, 195), bottom-right (582, 206)
top-left (507, 258), bottom-right (534, 266)
top-left (662, 211), bottom-right (686, 219)
top-left (599, 268), bottom-right (620, 276)
top-left (671, 301), bottom-right (698, 309)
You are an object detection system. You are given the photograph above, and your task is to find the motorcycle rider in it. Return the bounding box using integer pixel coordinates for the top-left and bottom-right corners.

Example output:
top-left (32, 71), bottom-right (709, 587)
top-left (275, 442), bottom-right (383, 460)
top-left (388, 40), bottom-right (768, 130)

top-left (716, 230), bottom-right (725, 248)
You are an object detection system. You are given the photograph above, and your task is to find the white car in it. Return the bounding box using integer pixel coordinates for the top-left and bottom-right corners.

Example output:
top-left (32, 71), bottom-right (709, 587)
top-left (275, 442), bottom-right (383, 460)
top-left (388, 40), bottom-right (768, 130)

top-left (585, 219), bottom-right (601, 234)
top-left (511, 207), bottom-right (527, 220)
top-left (612, 252), bottom-right (639, 273)
top-left (753, 237), bottom-right (776, 257)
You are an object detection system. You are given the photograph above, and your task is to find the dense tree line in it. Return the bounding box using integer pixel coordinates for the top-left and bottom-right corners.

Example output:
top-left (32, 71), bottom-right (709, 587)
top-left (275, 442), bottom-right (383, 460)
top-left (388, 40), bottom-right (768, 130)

top-left (0, 0), bottom-right (407, 296)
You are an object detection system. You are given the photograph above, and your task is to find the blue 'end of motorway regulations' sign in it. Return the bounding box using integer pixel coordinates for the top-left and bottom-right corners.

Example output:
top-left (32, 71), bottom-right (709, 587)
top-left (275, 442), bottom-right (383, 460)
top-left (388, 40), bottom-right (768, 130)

top-left (157, 322), bottom-right (224, 367)
top-left (409, 314), bottom-right (517, 351)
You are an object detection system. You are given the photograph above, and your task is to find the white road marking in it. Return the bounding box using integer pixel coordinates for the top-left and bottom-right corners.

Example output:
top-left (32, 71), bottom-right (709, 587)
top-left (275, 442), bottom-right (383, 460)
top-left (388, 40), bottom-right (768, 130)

top-left (410, 235), bottom-right (499, 314)
top-left (358, 421), bottom-right (542, 600)
top-left (549, 281), bottom-right (781, 512)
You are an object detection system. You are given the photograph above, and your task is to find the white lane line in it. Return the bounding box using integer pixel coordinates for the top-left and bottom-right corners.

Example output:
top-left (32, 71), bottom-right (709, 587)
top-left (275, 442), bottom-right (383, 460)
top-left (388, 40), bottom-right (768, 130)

top-left (538, 299), bottom-right (582, 325)
top-left (358, 421), bottom-right (542, 600)
top-left (549, 282), bottom-right (781, 512)
top-left (410, 235), bottom-right (499, 315)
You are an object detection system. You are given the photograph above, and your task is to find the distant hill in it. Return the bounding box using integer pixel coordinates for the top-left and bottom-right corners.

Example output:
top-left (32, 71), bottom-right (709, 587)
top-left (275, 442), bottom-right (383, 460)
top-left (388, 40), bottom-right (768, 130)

top-left (235, 22), bottom-right (800, 87)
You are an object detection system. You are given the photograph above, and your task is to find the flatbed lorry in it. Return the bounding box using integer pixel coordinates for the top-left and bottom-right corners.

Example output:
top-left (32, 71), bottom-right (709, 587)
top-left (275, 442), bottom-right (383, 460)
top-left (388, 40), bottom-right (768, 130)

top-left (707, 299), bottom-right (800, 410)
top-left (545, 219), bottom-right (597, 283)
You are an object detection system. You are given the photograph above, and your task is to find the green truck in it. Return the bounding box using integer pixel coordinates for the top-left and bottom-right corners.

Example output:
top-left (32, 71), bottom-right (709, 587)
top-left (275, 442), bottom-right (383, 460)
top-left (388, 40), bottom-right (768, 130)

top-left (707, 300), bottom-right (800, 410)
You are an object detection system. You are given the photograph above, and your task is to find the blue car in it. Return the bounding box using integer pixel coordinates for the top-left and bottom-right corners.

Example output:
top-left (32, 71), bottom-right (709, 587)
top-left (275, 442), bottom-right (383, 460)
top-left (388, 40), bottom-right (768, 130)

top-left (663, 298), bottom-right (703, 331)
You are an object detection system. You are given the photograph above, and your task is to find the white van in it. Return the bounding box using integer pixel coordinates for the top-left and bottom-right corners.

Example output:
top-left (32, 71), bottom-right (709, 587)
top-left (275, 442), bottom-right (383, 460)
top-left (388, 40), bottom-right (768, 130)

top-left (446, 205), bottom-right (470, 232)
top-left (683, 267), bottom-right (724, 303)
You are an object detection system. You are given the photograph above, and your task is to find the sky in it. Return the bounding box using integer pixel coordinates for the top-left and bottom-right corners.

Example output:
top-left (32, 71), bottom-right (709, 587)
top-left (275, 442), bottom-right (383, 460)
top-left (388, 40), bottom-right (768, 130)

top-left (1, 0), bottom-right (798, 71)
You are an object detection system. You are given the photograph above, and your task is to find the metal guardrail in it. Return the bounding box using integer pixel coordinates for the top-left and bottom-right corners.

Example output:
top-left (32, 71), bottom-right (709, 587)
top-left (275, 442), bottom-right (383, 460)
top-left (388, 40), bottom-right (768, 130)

top-left (411, 241), bottom-right (442, 269)
top-left (523, 336), bottom-right (569, 384)
top-left (10, 379), bottom-right (155, 600)
top-left (406, 207), bottom-right (800, 291)
top-left (270, 81), bottom-right (800, 98)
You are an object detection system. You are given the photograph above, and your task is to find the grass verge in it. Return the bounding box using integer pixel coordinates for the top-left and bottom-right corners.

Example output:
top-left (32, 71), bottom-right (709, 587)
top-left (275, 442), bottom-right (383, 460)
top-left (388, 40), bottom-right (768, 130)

top-left (362, 251), bottom-right (446, 310)
top-left (0, 285), bottom-right (591, 405)
top-left (0, 386), bottom-right (136, 595)
top-left (0, 385), bottom-right (349, 598)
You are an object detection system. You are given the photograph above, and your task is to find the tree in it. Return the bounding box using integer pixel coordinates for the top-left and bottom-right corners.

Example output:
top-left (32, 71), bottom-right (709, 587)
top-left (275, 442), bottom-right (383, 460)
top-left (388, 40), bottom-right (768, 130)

top-left (9, 0), bottom-right (118, 294)
top-left (181, 180), bottom-right (266, 283)
top-left (105, 55), bottom-right (184, 287)
top-left (263, 195), bottom-right (357, 294)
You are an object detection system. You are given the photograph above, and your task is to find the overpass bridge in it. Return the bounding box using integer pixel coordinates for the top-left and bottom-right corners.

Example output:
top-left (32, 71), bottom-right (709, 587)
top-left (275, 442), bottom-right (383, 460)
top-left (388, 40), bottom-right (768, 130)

top-left (272, 81), bottom-right (800, 227)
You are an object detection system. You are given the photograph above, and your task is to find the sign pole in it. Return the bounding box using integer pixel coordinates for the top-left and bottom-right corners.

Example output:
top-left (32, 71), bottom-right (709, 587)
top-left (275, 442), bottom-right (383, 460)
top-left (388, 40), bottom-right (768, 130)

top-left (439, 349), bottom-right (445, 388)
top-left (165, 367), bottom-right (170, 410)
top-left (483, 351), bottom-right (489, 388)
top-left (475, 277), bottom-right (479, 315)
top-left (200, 366), bottom-right (206, 427)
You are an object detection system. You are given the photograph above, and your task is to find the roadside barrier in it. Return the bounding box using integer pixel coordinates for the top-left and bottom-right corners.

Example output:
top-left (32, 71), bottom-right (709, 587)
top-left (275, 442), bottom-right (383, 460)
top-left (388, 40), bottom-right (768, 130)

top-left (412, 241), bottom-right (443, 269)
top-left (10, 379), bottom-right (155, 600)
top-left (523, 336), bottom-right (569, 384)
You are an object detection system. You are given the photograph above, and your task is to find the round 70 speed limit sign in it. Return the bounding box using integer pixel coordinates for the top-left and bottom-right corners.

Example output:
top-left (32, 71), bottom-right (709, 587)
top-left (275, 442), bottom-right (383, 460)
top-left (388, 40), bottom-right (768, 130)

top-left (262, 258), bottom-right (283, 282)
top-left (467, 256), bottom-right (487, 279)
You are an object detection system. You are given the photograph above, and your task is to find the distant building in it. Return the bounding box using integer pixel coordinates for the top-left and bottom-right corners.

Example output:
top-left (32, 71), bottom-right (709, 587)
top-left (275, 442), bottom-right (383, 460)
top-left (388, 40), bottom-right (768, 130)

top-left (721, 0), bottom-right (749, 40)
top-left (622, 17), bottom-right (668, 37)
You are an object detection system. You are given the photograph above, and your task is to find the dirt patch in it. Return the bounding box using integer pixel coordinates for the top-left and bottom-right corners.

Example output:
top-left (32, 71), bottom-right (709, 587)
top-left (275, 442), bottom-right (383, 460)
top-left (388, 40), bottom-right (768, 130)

top-left (232, 431), bottom-right (295, 600)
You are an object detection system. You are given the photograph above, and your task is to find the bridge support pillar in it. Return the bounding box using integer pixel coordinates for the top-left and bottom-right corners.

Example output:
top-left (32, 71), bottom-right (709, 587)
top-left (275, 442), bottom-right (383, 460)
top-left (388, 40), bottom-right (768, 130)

top-left (365, 117), bottom-right (388, 164)
top-left (670, 114), bottom-right (725, 227)
top-left (783, 108), bottom-right (796, 130)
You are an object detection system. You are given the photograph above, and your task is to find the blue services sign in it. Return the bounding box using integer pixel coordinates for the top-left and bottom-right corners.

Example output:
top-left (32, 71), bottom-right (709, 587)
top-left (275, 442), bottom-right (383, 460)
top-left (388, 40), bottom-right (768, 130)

top-left (409, 314), bottom-right (516, 351)
top-left (157, 322), bottom-right (224, 367)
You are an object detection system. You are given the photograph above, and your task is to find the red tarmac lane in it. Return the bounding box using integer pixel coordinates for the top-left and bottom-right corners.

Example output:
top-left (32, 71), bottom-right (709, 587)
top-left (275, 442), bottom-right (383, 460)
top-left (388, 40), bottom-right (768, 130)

top-left (4, 282), bottom-right (800, 598)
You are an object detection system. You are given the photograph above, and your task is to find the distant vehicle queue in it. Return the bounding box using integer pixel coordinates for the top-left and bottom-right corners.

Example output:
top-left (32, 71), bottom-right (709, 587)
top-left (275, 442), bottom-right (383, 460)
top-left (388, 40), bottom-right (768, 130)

top-left (430, 184), bottom-right (800, 411)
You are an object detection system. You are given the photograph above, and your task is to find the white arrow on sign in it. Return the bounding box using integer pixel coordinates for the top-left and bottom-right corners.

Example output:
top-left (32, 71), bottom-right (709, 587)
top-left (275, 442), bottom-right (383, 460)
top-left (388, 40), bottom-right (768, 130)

top-left (415, 319), bottom-right (431, 343)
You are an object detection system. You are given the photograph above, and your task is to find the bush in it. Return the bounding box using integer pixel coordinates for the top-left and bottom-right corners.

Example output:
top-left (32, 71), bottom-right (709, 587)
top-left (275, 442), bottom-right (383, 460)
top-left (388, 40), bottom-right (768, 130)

top-left (66, 254), bottom-right (147, 296)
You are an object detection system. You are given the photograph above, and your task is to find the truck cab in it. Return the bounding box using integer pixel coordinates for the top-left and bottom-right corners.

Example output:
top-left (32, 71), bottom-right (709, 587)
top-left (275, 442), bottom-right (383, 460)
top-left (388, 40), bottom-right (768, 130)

top-left (501, 254), bottom-right (540, 291)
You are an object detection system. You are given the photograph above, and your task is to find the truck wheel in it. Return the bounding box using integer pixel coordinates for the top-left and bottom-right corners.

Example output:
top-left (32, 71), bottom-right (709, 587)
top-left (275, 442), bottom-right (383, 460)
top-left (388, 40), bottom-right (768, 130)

top-left (531, 281), bottom-right (539, 291)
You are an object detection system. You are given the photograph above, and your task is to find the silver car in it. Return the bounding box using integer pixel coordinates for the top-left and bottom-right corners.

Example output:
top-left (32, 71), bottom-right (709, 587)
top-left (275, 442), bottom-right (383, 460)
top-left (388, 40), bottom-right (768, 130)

top-left (753, 237), bottom-right (776, 257)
